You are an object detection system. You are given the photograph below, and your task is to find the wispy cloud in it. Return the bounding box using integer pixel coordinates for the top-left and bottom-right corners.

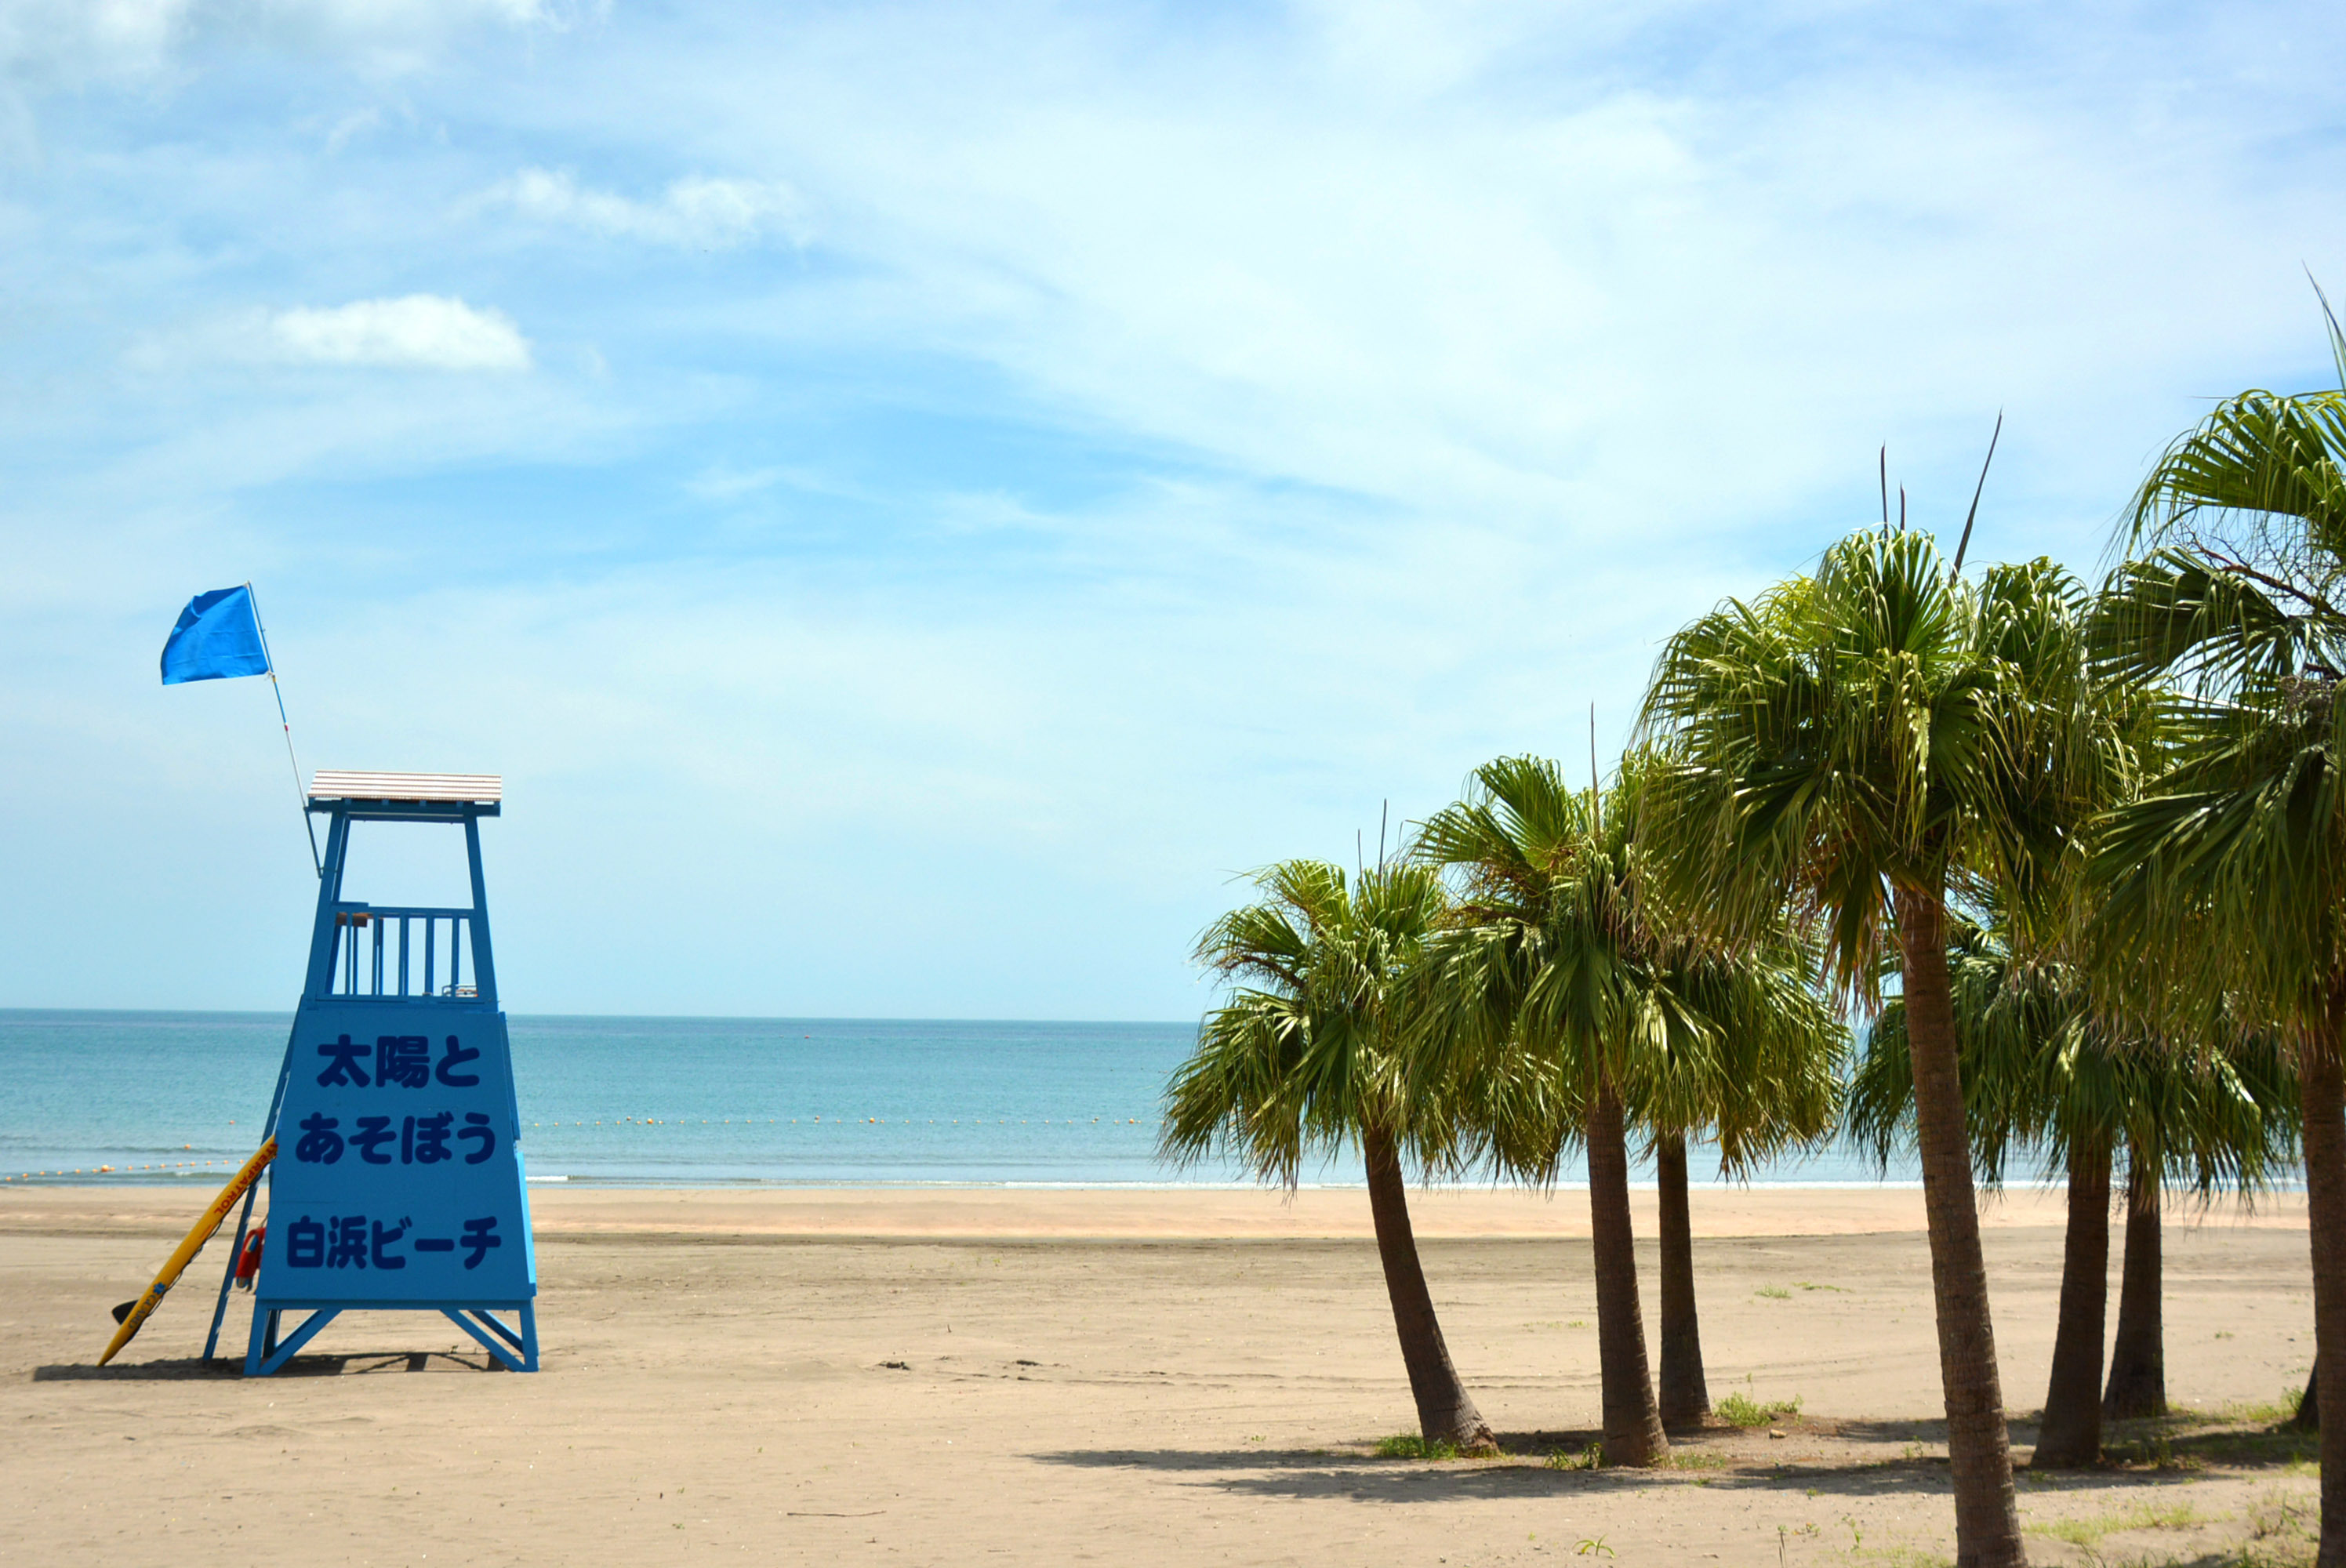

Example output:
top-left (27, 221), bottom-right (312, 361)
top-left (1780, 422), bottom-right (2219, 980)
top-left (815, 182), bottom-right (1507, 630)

top-left (0, 0), bottom-right (565, 84)
top-left (5, 2), bottom-right (2346, 1014)
top-left (488, 168), bottom-right (808, 249)
top-left (267, 296), bottom-right (532, 371)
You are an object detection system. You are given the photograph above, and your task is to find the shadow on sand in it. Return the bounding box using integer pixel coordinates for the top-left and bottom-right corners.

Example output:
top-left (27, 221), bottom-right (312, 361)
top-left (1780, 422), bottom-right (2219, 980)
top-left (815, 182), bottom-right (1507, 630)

top-left (1031, 1446), bottom-right (1954, 1504)
top-left (1031, 1415), bottom-right (2312, 1507)
top-left (33, 1350), bottom-right (499, 1381)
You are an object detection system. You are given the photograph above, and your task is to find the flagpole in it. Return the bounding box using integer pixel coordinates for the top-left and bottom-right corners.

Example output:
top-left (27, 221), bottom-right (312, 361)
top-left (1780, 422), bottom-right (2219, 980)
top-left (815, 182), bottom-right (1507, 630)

top-left (244, 583), bottom-right (321, 878)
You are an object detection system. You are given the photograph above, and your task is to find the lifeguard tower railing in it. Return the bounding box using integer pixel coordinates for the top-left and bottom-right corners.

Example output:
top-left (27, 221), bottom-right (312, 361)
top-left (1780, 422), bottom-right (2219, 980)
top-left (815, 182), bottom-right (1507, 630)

top-left (323, 906), bottom-right (484, 999)
top-left (301, 769), bottom-right (502, 1007)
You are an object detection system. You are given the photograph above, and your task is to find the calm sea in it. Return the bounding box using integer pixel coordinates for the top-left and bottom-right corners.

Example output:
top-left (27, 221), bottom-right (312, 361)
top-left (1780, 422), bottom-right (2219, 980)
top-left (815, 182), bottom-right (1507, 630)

top-left (0, 1010), bottom-right (1911, 1188)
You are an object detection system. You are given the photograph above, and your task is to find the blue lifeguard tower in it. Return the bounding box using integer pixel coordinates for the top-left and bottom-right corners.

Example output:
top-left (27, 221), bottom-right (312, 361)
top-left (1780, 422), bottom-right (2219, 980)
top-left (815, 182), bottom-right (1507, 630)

top-left (206, 771), bottom-right (539, 1375)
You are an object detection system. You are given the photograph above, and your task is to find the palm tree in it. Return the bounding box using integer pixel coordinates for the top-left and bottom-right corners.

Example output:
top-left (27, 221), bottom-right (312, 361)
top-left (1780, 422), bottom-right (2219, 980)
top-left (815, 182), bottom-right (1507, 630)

top-left (2100, 1145), bottom-right (2163, 1421)
top-left (1411, 753), bottom-right (1687, 1466)
top-left (1160, 858), bottom-right (1498, 1453)
top-left (1411, 753), bottom-right (1832, 1457)
top-left (1640, 530), bottom-right (2121, 1568)
top-left (1851, 916), bottom-right (2295, 1466)
top-left (1637, 940), bottom-right (1846, 1429)
top-left (2094, 1014), bottom-right (2296, 1427)
top-left (2087, 343), bottom-right (2346, 1561)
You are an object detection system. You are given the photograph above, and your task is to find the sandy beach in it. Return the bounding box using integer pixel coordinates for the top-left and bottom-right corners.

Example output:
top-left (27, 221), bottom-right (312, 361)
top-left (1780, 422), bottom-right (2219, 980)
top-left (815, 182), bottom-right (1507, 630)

top-left (2, 1184), bottom-right (2323, 1566)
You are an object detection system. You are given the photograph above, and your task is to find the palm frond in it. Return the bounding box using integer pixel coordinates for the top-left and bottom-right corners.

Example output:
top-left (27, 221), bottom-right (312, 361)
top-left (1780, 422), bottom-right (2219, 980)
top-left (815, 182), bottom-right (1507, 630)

top-left (1162, 858), bottom-right (1455, 1188)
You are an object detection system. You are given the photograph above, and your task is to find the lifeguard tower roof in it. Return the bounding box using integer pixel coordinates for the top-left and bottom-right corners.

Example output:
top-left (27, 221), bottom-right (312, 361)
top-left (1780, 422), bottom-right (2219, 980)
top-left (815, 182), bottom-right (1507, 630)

top-left (307, 770), bottom-right (502, 805)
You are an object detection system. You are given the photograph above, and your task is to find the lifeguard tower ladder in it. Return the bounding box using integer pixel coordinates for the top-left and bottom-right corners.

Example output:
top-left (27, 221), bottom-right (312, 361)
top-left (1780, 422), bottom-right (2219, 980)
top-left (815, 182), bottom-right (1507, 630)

top-left (209, 771), bottom-right (539, 1375)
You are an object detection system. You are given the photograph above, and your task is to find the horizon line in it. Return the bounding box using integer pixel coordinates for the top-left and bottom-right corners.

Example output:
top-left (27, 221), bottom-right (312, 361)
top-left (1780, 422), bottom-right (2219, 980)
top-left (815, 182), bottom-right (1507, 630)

top-left (0, 1005), bottom-right (1200, 1027)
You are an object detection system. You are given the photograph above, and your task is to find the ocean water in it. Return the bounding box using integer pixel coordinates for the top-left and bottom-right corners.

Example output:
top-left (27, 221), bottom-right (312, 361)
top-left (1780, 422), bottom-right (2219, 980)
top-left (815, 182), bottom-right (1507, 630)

top-left (0, 1010), bottom-right (1915, 1188)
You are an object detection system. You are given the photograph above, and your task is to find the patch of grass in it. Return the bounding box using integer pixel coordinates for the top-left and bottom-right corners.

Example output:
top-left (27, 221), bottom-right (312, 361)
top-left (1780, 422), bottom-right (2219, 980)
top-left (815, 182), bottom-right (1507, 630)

top-left (1715, 1392), bottom-right (1803, 1428)
top-left (1793, 1281), bottom-right (1848, 1292)
top-left (2234, 1546), bottom-right (2322, 1568)
top-left (1848, 1549), bottom-right (1954, 1568)
top-left (1777, 1523), bottom-right (1821, 1559)
top-left (1375, 1433), bottom-right (1459, 1460)
top-left (1755, 1285), bottom-right (1792, 1300)
top-left (2231, 1487), bottom-right (2322, 1566)
top-left (2108, 1421), bottom-right (2317, 1471)
top-left (2223, 1388), bottom-right (2309, 1425)
top-left (1546, 1442), bottom-right (1603, 1471)
top-left (2030, 1499), bottom-right (2210, 1548)
top-left (2250, 1487), bottom-right (2316, 1535)
top-left (1669, 1450), bottom-right (1727, 1472)
top-left (2101, 1425), bottom-right (2209, 1472)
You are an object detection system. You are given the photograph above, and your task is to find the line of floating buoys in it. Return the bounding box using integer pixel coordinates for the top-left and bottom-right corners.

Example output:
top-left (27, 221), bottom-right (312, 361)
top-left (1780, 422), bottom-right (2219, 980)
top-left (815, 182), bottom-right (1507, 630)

top-left (512, 1116), bottom-right (1151, 1127)
top-left (8, 1115), bottom-right (1154, 1180)
top-left (7, 1156), bottom-right (236, 1181)
top-left (511, 1116), bottom-right (1150, 1127)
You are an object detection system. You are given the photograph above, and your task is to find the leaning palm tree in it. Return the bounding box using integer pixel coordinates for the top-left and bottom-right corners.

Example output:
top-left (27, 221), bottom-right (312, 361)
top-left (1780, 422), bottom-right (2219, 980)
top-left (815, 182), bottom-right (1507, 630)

top-left (1640, 530), bottom-right (2123, 1568)
top-left (1160, 858), bottom-right (1498, 1453)
top-left (1636, 938), bottom-right (1846, 1430)
top-left (2090, 339), bottom-right (2346, 1559)
top-left (1412, 751), bottom-right (1746, 1466)
top-left (1852, 914), bottom-right (2295, 1467)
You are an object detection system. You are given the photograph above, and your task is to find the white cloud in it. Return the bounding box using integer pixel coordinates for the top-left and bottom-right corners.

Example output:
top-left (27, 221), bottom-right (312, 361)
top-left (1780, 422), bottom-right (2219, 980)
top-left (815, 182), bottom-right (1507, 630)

top-left (267, 295), bottom-right (532, 371)
top-left (0, 0), bottom-right (561, 83)
top-left (491, 167), bottom-right (808, 249)
top-left (0, 0), bottom-right (190, 81)
top-left (321, 106), bottom-right (384, 154)
top-left (12, 2), bottom-right (2346, 1014)
top-left (592, 1), bottom-right (2346, 569)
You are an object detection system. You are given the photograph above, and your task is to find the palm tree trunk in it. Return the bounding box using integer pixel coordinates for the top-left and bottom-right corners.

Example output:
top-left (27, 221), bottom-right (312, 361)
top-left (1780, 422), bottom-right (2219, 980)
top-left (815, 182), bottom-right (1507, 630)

top-left (1893, 884), bottom-right (2026, 1568)
top-left (2032, 1133), bottom-right (2110, 1467)
top-left (1363, 1123), bottom-right (1497, 1454)
top-left (1656, 1131), bottom-right (1711, 1430)
top-left (1586, 1068), bottom-right (1668, 1465)
top-left (2297, 1018), bottom-right (2346, 1567)
top-left (2102, 1150), bottom-right (2166, 1420)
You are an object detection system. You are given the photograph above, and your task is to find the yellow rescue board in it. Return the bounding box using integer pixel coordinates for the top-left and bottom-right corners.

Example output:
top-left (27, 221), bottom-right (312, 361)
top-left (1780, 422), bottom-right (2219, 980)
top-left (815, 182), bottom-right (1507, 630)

top-left (97, 1138), bottom-right (277, 1366)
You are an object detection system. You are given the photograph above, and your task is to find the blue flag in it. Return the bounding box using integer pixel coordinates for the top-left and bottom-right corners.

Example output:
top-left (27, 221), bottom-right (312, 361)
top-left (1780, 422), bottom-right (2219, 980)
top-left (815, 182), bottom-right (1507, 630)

top-left (161, 586), bottom-right (271, 685)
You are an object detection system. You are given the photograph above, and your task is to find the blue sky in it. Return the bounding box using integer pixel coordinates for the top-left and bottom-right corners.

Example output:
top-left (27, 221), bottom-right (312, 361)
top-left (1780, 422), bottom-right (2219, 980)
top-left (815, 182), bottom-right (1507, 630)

top-left (2, 0), bottom-right (2342, 1018)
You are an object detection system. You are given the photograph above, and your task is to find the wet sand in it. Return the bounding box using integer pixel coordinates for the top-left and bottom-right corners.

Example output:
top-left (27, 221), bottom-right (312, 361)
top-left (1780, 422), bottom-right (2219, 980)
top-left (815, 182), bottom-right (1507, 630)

top-left (0, 1185), bottom-right (2322, 1566)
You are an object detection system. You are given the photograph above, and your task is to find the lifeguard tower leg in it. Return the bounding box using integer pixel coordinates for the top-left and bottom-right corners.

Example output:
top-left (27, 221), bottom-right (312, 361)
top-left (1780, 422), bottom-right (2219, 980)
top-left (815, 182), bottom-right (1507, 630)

top-left (243, 1306), bottom-right (274, 1374)
top-left (245, 1307), bottom-right (338, 1377)
top-left (202, 1179), bottom-right (261, 1366)
top-left (205, 1050), bottom-right (292, 1365)
top-left (441, 1305), bottom-right (538, 1371)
